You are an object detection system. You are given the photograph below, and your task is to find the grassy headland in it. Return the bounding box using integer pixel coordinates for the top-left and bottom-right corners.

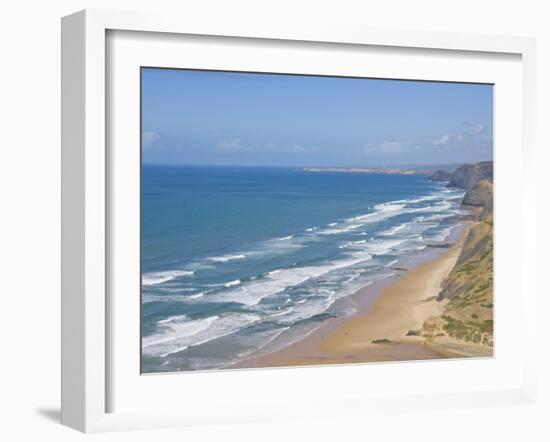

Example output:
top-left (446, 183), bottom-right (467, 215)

top-left (421, 177), bottom-right (494, 355)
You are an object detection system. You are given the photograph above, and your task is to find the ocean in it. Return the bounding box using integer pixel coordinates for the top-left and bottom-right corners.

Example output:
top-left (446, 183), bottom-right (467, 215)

top-left (141, 165), bottom-right (465, 372)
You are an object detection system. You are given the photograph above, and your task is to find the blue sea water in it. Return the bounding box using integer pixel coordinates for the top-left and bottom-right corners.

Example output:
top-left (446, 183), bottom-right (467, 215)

top-left (141, 165), bottom-right (465, 372)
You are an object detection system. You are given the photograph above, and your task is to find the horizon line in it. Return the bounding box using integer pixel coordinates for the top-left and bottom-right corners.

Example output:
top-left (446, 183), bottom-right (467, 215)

top-left (142, 161), bottom-right (491, 169)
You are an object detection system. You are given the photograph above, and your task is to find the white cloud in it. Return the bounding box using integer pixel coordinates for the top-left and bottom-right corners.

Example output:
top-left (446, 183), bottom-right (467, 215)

top-left (362, 141), bottom-right (407, 154)
top-left (472, 123), bottom-right (485, 135)
top-left (142, 131), bottom-right (162, 150)
top-left (216, 138), bottom-right (243, 152)
top-left (279, 143), bottom-right (317, 153)
top-left (433, 133), bottom-right (464, 146)
top-left (360, 122), bottom-right (491, 157)
top-left (216, 139), bottom-right (316, 154)
top-left (380, 141), bottom-right (405, 153)
top-left (432, 123), bottom-right (487, 148)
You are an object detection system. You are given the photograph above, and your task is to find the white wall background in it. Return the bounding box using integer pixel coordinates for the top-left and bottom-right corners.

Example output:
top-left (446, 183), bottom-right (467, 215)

top-left (0, 1), bottom-right (547, 440)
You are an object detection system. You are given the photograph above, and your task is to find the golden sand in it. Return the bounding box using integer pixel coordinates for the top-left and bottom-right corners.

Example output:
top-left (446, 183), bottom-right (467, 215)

top-left (237, 225), bottom-right (474, 369)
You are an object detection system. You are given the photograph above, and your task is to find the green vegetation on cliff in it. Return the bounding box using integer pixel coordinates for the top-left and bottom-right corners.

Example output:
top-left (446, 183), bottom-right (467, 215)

top-left (421, 176), bottom-right (494, 351)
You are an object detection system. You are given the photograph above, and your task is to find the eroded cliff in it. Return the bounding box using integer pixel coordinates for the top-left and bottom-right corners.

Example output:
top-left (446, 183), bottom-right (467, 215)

top-left (421, 178), bottom-right (494, 352)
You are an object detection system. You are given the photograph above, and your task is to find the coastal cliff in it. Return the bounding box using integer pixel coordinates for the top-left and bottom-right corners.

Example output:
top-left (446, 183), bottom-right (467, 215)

top-left (430, 161), bottom-right (493, 190)
top-left (462, 179), bottom-right (493, 218)
top-left (421, 176), bottom-right (494, 353)
top-left (446, 161), bottom-right (493, 190)
top-left (430, 170), bottom-right (451, 181)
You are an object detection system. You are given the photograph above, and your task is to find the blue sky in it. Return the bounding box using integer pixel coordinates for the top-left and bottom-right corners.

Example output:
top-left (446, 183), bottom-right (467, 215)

top-left (141, 68), bottom-right (493, 167)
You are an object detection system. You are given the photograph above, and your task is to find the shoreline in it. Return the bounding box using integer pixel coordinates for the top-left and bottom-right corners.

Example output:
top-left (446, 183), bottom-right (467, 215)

top-left (233, 222), bottom-right (474, 369)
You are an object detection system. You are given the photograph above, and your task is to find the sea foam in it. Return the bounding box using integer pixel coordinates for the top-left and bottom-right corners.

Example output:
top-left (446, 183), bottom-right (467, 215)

top-left (224, 279), bottom-right (242, 288)
top-left (142, 313), bottom-right (261, 358)
top-left (142, 185), bottom-right (466, 366)
top-left (142, 270), bottom-right (194, 286)
top-left (208, 254), bottom-right (246, 263)
top-left (208, 249), bottom-right (374, 307)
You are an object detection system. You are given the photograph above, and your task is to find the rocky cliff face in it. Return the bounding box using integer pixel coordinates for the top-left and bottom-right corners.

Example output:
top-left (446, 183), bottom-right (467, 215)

top-left (447, 161), bottom-right (493, 190)
top-left (430, 170), bottom-right (452, 181)
top-left (421, 179), bottom-right (494, 351)
top-left (462, 179), bottom-right (493, 219)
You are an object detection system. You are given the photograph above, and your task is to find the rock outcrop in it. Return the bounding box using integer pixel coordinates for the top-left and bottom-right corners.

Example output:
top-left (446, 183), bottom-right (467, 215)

top-left (462, 179), bottom-right (493, 219)
top-left (421, 179), bottom-right (494, 350)
top-left (447, 161), bottom-right (493, 190)
top-left (430, 170), bottom-right (452, 182)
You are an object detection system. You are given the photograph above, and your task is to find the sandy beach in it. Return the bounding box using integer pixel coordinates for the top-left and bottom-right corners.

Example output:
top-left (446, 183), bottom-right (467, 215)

top-left (236, 224), bottom-right (474, 368)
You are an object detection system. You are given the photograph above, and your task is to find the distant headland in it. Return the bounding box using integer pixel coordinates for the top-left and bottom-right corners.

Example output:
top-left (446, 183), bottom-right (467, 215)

top-left (303, 167), bottom-right (437, 175)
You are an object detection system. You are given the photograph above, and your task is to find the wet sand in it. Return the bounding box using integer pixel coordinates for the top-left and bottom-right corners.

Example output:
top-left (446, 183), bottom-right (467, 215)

top-left (235, 224), bottom-right (472, 368)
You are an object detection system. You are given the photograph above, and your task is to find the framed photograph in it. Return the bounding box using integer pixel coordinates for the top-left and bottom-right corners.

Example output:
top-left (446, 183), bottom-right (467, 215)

top-left (139, 69), bottom-right (495, 374)
top-left (61, 9), bottom-right (538, 432)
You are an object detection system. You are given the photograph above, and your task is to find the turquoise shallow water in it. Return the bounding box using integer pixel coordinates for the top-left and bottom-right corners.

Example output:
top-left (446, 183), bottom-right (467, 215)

top-left (141, 165), bottom-right (465, 372)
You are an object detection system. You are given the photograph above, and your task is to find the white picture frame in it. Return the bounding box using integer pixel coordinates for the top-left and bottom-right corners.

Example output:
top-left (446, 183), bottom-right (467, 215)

top-left (61, 9), bottom-right (538, 433)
